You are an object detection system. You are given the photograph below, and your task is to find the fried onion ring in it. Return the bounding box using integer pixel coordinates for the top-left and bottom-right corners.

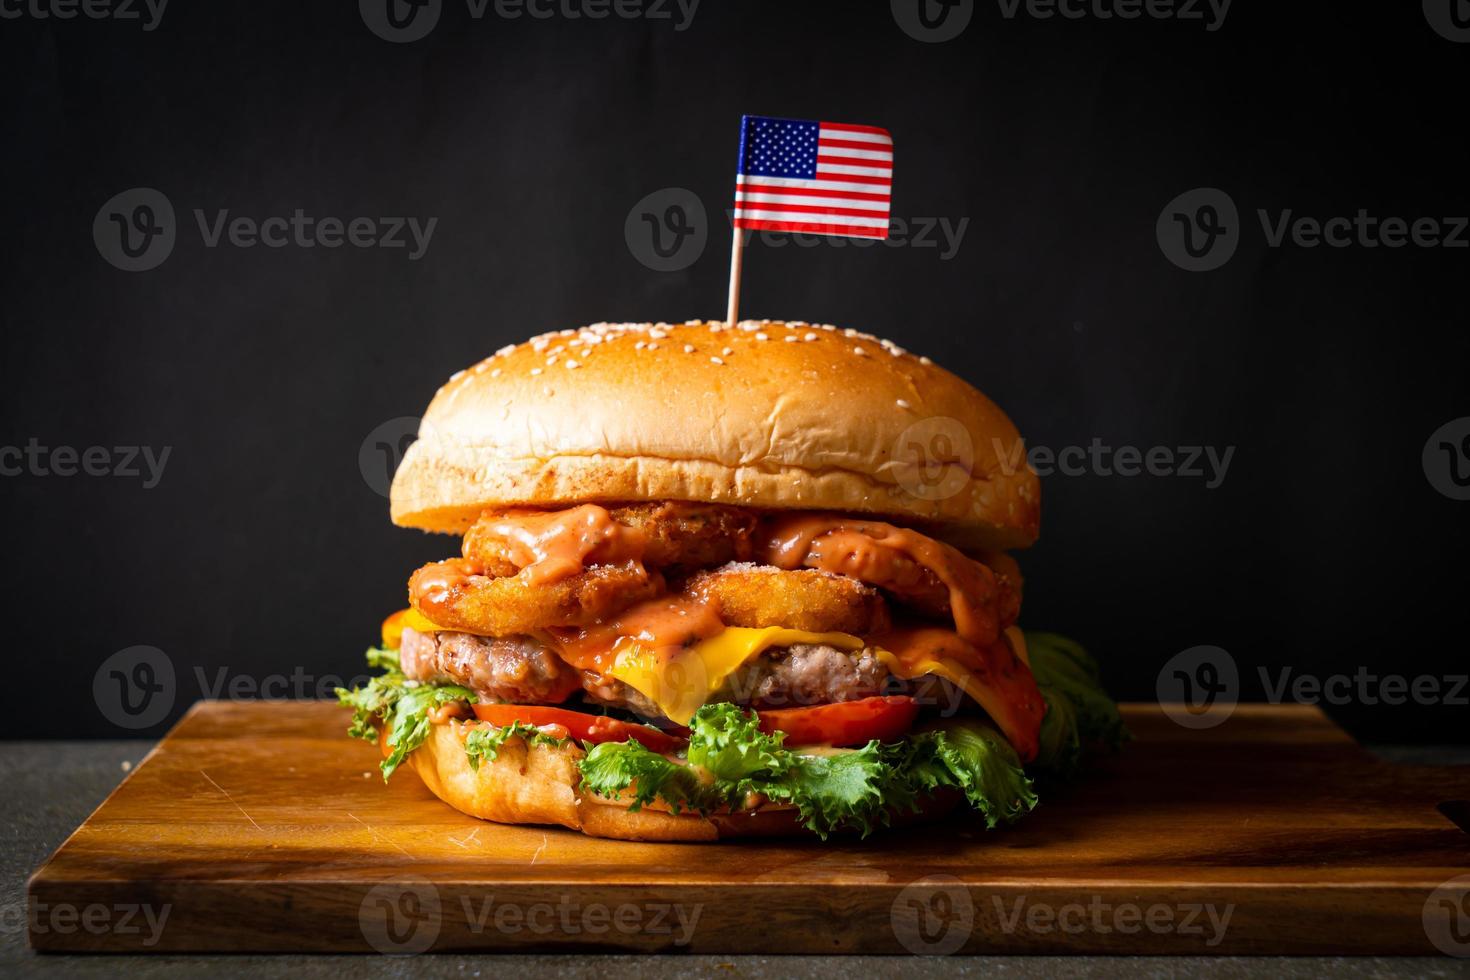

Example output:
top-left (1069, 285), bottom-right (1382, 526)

top-left (409, 558), bottom-right (663, 636)
top-left (462, 502), bottom-right (756, 576)
top-left (681, 562), bottom-right (890, 636)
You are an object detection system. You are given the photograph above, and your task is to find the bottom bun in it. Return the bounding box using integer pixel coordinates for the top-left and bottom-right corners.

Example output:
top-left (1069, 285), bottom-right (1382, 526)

top-left (399, 720), bottom-right (961, 842)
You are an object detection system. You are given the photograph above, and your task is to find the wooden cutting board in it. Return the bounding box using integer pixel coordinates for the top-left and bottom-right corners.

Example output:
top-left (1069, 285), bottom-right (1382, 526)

top-left (27, 701), bottom-right (1470, 955)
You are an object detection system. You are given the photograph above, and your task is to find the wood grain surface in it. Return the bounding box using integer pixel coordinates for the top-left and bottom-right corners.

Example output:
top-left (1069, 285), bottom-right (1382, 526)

top-left (26, 701), bottom-right (1470, 955)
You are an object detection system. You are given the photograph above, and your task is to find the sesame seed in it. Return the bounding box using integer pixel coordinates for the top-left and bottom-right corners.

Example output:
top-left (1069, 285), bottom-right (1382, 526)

top-left (565, 360), bottom-right (580, 370)
top-left (547, 355), bottom-right (558, 365)
top-left (784, 335), bottom-right (799, 343)
top-left (919, 355), bottom-right (933, 365)
top-left (853, 346), bottom-right (869, 356)
top-left (755, 333), bottom-right (769, 341)
top-left (530, 367), bottom-right (543, 376)
top-left (496, 344), bottom-right (515, 356)
top-left (649, 329), bottom-right (668, 340)
top-left (710, 356), bottom-right (724, 365)
top-left (896, 399), bottom-right (911, 409)
top-left (635, 340), bottom-right (647, 350)
top-left (803, 332), bottom-right (817, 342)
top-left (449, 369), bottom-right (466, 382)
top-left (683, 344), bottom-right (696, 353)
top-left (648, 342), bottom-right (659, 350)
top-left (490, 368), bottom-right (502, 378)
top-left (722, 347), bottom-right (733, 356)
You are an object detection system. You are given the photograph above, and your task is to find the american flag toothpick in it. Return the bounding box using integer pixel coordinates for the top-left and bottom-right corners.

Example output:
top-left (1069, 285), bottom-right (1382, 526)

top-left (725, 114), bottom-right (894, 326)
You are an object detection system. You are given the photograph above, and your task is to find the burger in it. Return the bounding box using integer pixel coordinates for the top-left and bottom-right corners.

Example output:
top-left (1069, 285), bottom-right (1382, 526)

top-left (339, 319), bottom-right (1124, 841)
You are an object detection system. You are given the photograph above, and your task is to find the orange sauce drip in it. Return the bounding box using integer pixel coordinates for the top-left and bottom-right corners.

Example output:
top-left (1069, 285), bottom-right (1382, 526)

top-left (760, 514), bottom-right (1042, 762)
top-left (479, 504), bottom-right (649, 585)
top-left (873, 625), bottom-right (1044, 763)
top-left (760, 515), bottom-right (1003, 647)
top-left (548, 594), bottom-right (726, 674)
top-left (408, 557), bottom-right (485, 623)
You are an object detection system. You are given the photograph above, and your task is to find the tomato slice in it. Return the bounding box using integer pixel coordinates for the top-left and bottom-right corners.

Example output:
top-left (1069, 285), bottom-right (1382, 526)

top-left (470, 704), bottom-right (685, 753)
top-left (756, 696), bottom-right (920, 747)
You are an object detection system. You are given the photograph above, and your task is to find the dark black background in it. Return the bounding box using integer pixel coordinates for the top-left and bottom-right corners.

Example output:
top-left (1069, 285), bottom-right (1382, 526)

top-left (2, 1), bottom-right (1466, 741)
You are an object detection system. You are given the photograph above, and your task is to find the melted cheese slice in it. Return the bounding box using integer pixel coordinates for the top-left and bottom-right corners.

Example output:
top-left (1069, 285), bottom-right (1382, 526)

top-left (872, 648), bottom-right (979, 700)
top-left (607, 627), bottom-right (866, 725)
top-left (381, 608), bottom-right (449, 650)
top-left (383, 608), bottom-right (1010, 735)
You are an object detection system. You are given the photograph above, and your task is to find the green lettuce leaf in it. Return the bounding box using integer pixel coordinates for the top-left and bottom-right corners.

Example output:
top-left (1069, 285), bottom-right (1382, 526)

top-left (762, 742), bottom-right (902, 839)
top-left (917, 719), bottom-right (1038, 828)
top-left (1026, 631), bottom-right (1129, 777)
top-left (573, 705), bottom-right (1037, 840)
top-left (579, 738), bottom-right (702, 813)
top-left (463, 722), bottom-right (568, 770)
top-left (684, 702), bottom-right (790, 804)
top-left (335, 647), bottom-right (475, 781)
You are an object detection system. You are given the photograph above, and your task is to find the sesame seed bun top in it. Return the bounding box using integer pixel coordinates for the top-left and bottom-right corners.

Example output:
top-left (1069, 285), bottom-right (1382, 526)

top-left (389, 320), bottom-right (1039, 551)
